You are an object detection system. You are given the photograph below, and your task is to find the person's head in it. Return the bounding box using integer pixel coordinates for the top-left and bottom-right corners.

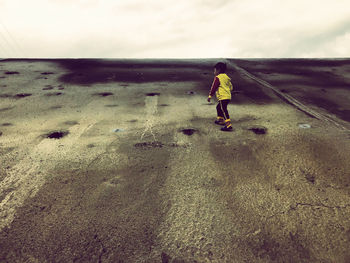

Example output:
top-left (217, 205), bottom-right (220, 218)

top-left (214, 62), bottom-right (226, 75)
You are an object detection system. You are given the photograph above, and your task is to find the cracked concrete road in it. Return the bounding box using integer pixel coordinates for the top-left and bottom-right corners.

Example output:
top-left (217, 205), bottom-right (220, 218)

top-left (0, 59), bottom-right (350, 262)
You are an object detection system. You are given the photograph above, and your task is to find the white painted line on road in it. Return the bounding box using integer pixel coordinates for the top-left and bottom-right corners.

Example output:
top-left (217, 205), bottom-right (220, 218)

top-left (0, 120), bottom-right (97, 231)
top-left (140, 95), bottom-right (158, 141)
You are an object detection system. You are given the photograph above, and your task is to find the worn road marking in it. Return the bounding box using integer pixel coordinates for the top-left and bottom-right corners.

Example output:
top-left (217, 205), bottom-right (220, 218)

top-left (0, 120), bottom-right (97, 231)
top-left (140, 95), bottom-right (159, 141)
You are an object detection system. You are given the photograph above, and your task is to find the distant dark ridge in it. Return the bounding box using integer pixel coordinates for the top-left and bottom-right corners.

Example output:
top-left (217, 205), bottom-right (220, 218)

top-left (54, 59), bottom-right (215, 85)
top-left (231, 58), bottom-right (350, 68)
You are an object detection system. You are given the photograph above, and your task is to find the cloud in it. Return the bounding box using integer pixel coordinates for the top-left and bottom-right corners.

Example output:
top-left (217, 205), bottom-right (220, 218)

top-left (0, 0), bottom-right (350, 58)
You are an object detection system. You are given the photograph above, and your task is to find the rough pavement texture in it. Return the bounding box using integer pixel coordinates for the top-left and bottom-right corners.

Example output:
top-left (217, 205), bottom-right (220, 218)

top-left (0, 59), bottom-right (350, 262)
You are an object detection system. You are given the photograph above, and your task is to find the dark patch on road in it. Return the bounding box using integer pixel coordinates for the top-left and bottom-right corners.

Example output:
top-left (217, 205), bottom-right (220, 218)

top-left (120, 84), bottom-right (129, 87)
top-left (45, 92), bottom-right (63, 96)
top-left (302, 96), bottom-right (350, 122)
top-left (0, 128), bottom-right (173, 262)
top-left (248, 126), bottom-right (267, 134)
top-left (146, 92), bottom-right (160, 96)
top-left (134, 141), bottom-right (164, 148)
top-left (43, 86), bottom-right (54, 90)
top-left (232, 58), bottom-right (350, 120)
top-left (168, 142), bottom-right (189, 148)
top-left (50, 105), bottom-right (62, 109)
top-left (41, 72), bottom-right (54, 75)
top-left (56, 59), bottom-right (212, 85)
top-left (87, 144), bottom-right (95, 148)
top-left (105, 104), bottom-right (118, 107)
top-left (128, 119), bottom-right (138, 122)
top-left (159, 104), bottom-right (169, 107)
top-left (0, 107), bottom-right (13, 112)
top-left (0, 94), bottom-right (12, 98)
top-left (230, 71), bottom-right (275, 104)
top-left (58, 87), bottom-right (64, 90)
top-left (94, 92), bottom-right (113, 97)
top-left (64, 121), bottom-right (78, 125)
top-left (161, 252), bottom-right (171, 263)
top-left (187, 91), bottom-right (196, 95)
top-left (15, 93), bottom-right (32, 98)
top-left (5, 71), bottom-right (19, 75)
top-left (305, 174), bottom-right (316, 184)
top-left (181, 128), bottom-right (198, 136)
top-left (45, 131), bottom-right (69, 139)
top-left (0, 131), bottom-right (2, 136)
top-left (1, 123), bottom-right (13, 126)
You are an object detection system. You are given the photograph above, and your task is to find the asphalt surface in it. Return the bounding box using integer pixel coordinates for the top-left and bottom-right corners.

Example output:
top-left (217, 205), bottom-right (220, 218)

top-left (0, 59), bottom-right (350, 262)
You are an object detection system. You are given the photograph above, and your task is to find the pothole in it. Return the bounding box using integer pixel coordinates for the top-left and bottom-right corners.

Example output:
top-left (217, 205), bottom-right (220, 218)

top-left (94, 92), bottom-right (113, 97)
top-left (5, 71), bottom-right (19, 75)
top-left (181, 128), bottom-right (198, 136)
top-left (41, 72), bottom-right (54, 75)
top-left (105, 104), bottom-right (119, 107)
top-left (1, 123), bottom-right (12, 126)
top-left (146, 92), bottom-right (160, 96)
top-left (134, 141), bottom-right (164, 148)
top-left (46, 131), bottom-right (69, 139)
top-left (15, 93), bottom-right (32, 98)
top-left (187, 91), bottom-right (196, 95)
top-left (248, 126), bottom-right (267, 134)
top-left (159, 104), bottom-right (169, 107)
top-left (43, 86), bottom-right (54, 90)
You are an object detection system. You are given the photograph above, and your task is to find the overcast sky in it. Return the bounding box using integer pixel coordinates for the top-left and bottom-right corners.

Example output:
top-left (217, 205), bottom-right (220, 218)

top-left (0, 0), bottom-right (349, 58)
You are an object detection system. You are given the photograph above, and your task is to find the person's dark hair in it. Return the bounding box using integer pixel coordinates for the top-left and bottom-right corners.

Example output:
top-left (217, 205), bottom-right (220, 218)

top-left (214, 62), bottom-right (226, 73)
